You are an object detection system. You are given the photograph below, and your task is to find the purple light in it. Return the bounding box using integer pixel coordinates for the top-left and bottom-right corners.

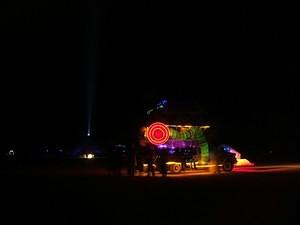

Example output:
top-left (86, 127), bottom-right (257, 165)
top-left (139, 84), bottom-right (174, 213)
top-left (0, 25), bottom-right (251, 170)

top-left (158, 144), bottom-right (168, 149)
top-left (157, 140), bottom-right (200, 149)
top-left (169, 149), bottom-right (175, 154)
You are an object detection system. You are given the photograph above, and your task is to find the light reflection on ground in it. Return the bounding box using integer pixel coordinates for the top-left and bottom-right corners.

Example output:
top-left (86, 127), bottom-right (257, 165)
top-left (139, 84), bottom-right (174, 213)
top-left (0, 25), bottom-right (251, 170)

top-left (3, 162), bottom-right (300, 177)
top-left (232, 163), bottom-right (300, 173)
top-left (137, 163), bottom-right (300, 177)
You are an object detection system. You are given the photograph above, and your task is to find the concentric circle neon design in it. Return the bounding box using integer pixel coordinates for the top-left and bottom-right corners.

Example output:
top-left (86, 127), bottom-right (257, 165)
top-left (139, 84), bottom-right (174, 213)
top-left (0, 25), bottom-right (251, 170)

top-left (146, 122), bottom-right (170, 145)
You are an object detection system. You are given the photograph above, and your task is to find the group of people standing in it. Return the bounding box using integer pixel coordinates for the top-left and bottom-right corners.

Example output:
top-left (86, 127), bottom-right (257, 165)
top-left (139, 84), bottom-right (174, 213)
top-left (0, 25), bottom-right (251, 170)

top-left (108, 143), bottom-right (169, 177)
top-left (139, 144), bottom-right (168, 177)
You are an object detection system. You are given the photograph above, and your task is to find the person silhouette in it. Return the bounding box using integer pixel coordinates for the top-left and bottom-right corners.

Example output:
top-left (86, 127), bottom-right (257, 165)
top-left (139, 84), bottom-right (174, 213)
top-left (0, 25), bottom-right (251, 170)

top-left (210, 145), bottom-right (221, 174)
top-left (127, 143), bottom-right (137, 176)
top-left (110, 146), bottom-right (122, 176)
top-left (159, 148), bottom-right (168, 177)
top-left (146, 145), bottom-right (156, 176)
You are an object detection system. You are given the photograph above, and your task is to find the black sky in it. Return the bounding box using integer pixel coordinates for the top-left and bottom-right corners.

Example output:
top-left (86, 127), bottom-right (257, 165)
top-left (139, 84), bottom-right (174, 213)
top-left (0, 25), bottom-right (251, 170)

top-left (1, 1), bottom-right (300, 157)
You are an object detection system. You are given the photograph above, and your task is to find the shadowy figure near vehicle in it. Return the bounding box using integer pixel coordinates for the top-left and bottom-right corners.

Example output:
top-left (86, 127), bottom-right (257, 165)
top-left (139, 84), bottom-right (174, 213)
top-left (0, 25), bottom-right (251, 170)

top-left (145, 145), bottom-right (156, 176)
top-left (159, 148), bottom-right (168, 177)
top-left (210, 145), bottom-right (221, 174)
top-left (110, 147), bottom-right (122, 176)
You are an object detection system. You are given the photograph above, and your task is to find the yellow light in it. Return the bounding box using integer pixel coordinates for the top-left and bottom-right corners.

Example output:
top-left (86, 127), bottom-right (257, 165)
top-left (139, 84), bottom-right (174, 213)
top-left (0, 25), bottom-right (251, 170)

top-left (200, 125), bottom-right (210, 129)
top-left (166, 161), bottom-right (181, 165)
top-left (167, 124), bottom-right (210, 129)
top-left (87, 153), bottom-right (94, 159)
top-left (235, 159), bottom-right (255, 166)
top-left (196, 164), bottom-right (216, 168)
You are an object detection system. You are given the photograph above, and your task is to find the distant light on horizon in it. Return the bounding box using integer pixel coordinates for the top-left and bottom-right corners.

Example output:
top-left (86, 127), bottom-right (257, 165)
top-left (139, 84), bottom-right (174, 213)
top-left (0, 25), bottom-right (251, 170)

top-left (87, 129), bottom-right (91, 137)
top-left (81, 153), bottom-right (95, 159)
top-left (87, 153), bottom-right (94, 159)
top-left (9, 149), bottom-right (15, 156)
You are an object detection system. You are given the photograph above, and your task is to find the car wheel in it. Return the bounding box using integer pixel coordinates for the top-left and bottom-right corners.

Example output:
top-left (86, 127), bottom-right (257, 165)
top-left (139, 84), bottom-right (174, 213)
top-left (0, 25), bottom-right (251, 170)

top-left (222, 158), bottom-right (234, 172)
top-left (173, 164), bottom-right (182, 173)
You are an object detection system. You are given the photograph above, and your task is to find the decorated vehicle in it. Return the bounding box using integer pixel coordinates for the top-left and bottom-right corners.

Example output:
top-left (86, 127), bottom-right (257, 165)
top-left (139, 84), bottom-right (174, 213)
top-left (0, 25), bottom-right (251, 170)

top-left (139, 122), bottom-right (237, 174)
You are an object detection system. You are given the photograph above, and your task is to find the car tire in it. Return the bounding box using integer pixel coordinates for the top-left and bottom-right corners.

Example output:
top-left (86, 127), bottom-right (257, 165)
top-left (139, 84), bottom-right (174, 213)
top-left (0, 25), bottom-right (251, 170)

top-left (173, 164), bottom-right (182, 173)
top-left (222, 158), bottom-right (234, 172)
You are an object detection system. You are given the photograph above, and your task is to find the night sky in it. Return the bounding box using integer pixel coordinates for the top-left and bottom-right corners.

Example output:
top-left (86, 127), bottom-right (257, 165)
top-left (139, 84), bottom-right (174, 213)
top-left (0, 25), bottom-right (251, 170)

top-left (1, 2), bottom-right (300, 159)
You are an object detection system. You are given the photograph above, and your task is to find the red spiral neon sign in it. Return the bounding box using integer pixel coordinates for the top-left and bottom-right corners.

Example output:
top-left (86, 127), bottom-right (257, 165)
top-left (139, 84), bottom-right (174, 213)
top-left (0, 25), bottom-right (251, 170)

top-left (146, 122), bottom-right (170, 145)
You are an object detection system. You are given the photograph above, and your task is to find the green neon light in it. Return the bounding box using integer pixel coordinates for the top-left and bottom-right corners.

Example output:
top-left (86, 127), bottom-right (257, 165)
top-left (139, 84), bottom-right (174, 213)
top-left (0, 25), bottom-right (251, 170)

top-left (169, 126), bottom-right (209, 163)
